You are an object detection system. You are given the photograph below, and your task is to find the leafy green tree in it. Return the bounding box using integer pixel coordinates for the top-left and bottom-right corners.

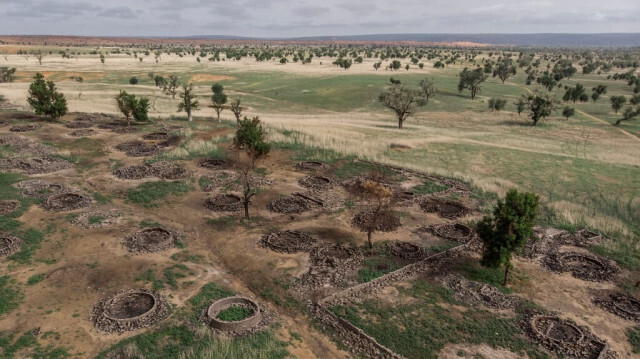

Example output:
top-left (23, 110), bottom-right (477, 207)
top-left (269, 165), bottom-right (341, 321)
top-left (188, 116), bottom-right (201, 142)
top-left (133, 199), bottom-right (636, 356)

top-left (458, 67), bottom-right (488, 99)
top-left (521, 90), bottom-right (561, 126)
top-left (536, 72), bottom-right (557, 91)
top-left (493, 58), bottom-right (517, 83)
top-left (418, 78), bottom-right (437, 101)
top-left (551, 59), bottom-right (577, 80)
top-left (488, 98), bottom-right (507, 111)
top-left (154, 75), bottom-right (166, 88)
top-left (177, 83), bottom-right (199, 122)
top-left (630, 94), bottom-right (640, 106)
top-left (591, 92), bottom-right (600, 103)
top-left (615, 107), bottom-right (639, 126)
top-left (163, 75), bottom-right (179, 99)
top-left (129, 76), bottom-right (138, 85)
top-left (230, 98), bottom-right (243, 123)
top-left (610, 95), bottom-right (627, 114)
top-left (373, 62), bottom-right (382, 71)
top-left (27, 73), bottom-right (67, 119)
top-left (233, 116), bottom-right (271, 220)
top-left (562, 84), bottom-right (589, 103)
top-left (99, 54), bottom-right (105, 64)
top-left (389, 60), bottom-right (402, 70)
top-left (477, 189), bottom-right (539, 286)
top-left (115, 90), bottom-right (150, 126)
top-left (279, 57), bottom-right (288, 64)
top-left (562, 106), bottom-right (575, 120)
top-left (211, 83), bottom-right (227, 122)
top-left (378, 79), bottom-right (426, 129)
top-left (0, 67), bottom-right (16, 83)
top-left (333, 58), bottom-right (352, 70)
top-left (514, 98), bottom-right (525, 116)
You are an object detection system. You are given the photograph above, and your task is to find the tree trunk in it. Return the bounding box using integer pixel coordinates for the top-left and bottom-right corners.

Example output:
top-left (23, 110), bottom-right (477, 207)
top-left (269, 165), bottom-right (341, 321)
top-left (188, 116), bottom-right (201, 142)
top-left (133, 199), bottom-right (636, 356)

top-left (187, 112), bottom-right (192, 122)
top-left (503, 264), bottom-right (511, 286)
top-left (367, 229), bottom-right (373, 249)
top-left (398, 118), bottom-right (403, 129)
top-left (244, 199), bottom-right (250, 220)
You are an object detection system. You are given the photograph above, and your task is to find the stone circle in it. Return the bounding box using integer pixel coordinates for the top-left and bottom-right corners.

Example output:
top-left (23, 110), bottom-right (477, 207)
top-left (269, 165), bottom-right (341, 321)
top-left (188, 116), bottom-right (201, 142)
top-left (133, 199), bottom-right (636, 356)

top-left (69, 129), bottom-right (96, 137)
top-left (113, 165), bottom-right (154, 180)
top-left (10, 123), bottom-right (41, 132)
top-left (42, 192), bottom-right (93, 211)
top-left (199, 171), bottom-right (238, 192)
top-left (0, 200), bottom-right (20, 216)
top-left (71, 210), bottom-right (121, 229)
top-left (205, 194), bottom-right (242, 212)
top-left (260, 230), bottom-right (317, 253)
top-left (543, 251), bottom-right (619, 282)
top-left (91, 289), bottom-right (170, 333)
top-left (64, 121), bottom-right (93, 129)
top-left (594, 292), bottom-right (640, 322)
top-left (298, 161), bottom-right (326, 171)
top-left (123, 227), bottom-right (180, 253)
top-left (115, 140), bottom-right (159, 157)
top-left (419, 197), bottom-right (470, 219)
top-left (9, 156), bottom-right (73, 174)
top-left (429, 223), bottom-right (475, 241)
top-left (267, 194), bottom-right (319, 214)
top-left (388, 241), bottom-right (425, 259)
top-left (205, 296), bottom-right (263, 334)
top-left (352, 210), bottom-right (401, 232)
top-left (198, 158), bottom-right (229, 169)
top-left (298, 176), bottom-right (333, 190)
top-left (0, 235), bottom-right (21, 257)
top-left (12, 180), bottom-right (69, 198)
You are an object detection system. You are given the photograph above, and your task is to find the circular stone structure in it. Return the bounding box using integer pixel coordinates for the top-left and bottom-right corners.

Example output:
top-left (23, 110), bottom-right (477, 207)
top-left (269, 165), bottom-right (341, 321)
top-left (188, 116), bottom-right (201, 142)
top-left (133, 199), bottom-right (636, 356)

top-left (530, 315), bottom-right (585, 345)
top-left (431, 223), bottom-right (475, 242)
top-left (298, 176), bottom-right (333, 190)
top-left (142, 132), bottom-right (169, 140)
top-left (10, 124), bottom-right (41, 132)
top-left (198, 158), bottom-right (229, 169)
top-left (12, 156), bottom-right (73, 174)
top-left (612, 294), bottom-right (640, 318)
top-left (200, 171), bottom-right (238, 192)
top-left (42, 192), bottom-right (93, 211)
top-left (543, 251), bottom-right (619, 282)
top-left (64, 121), bottom-right (93, 129)
top-left (352, 210), bottom-right (401, 232)
top-left (115, 140), bottom-right (159, 157)
top-left (0, 235), bottom-right (21, 257)
top-left (124, 227), bottom-right (179, 253)
top-left (113, 165), bottom-right (153, 180)
top-left (419, 198), bottom-right (470, 219)
top-left (92, 289), bottom-right (170, 333)
top-left (71, 210), bottom-right (121, 229)
top-left (267, 195), bottom-right (317, 214)
top-left (260, 230), bottom-right (317, 253)
top-left (389, 241), bottom-right (425, 259)
top-left (0, 200), bottom-right (20, 216)
top-left (206, 296), bottom-right (262, 333)
top-left (205, 194), bottom-right (242, 212)
top-left (150, 162), bottom-right (191, 180)
top-left (298, 161), bottom-right (326, 171)
top-left (69, 129), bottom-right (96, 137)
top-left (12, 180), bottom-right (67, 198)
top-left (311, 244), bottom-right (362, 269)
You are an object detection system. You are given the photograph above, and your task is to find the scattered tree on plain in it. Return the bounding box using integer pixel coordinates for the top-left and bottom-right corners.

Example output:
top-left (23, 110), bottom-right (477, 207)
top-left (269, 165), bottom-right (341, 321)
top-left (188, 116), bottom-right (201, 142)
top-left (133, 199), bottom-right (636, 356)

top-left (177, 82), bottom-right (199, 122)
top-left (477, 189), bottom-right (539, 286)
top-left (211, 83), bottom-right (227, 122)
top-left (373, 62), bottom-right (382, 71)
top-left (163, 75), bottom-right (180, 99)
top-left (0, 67), bottom-right (16, 83)
top-left (419, 78), bottom-right (437, 101)
top-left (562, 106), bottom-right (575, 120)
top-left (562, 84), bottom-right (589, 103)
top-left (488, 98), bottom-right (507, 111)
top-left (615, 107), bottom-right (639, 126)
top-left (115, 90), bottom-right (150, 126)
top-left (27, 73), bottom-right (67, 119)
top-left (536, 72), bottom-right (557, 91)
top-left (514, 98), bottom-right (525, 116)
top-left (33, 50), bottom-right (45, 65)
top-left (520, 90), bottom-right (561, 126)
top-left (493, 58), bottom-right (517, 83)
top-left (458, 67), bottom-right (488, 99)
top-left (232, 116), bottom-right (271, 220)
top-left (230, 98), bottom-right (243, 123)
top-left (378, 78), bottom-right (426, 129)
top-left (610, 95), bottom-right (627, 114)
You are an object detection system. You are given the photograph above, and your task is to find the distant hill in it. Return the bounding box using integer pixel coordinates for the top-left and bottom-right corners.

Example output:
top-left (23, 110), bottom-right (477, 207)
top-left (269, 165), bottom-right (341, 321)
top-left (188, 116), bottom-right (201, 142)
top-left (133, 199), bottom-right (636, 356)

top-left (191, 33), bottom-right (640, 48)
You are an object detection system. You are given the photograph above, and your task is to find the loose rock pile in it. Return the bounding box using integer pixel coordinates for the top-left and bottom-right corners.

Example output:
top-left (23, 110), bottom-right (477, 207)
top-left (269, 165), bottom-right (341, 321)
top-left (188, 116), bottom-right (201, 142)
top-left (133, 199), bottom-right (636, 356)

top-left (425, 223), bottom-right (475, 241)
top-left (199, 171), bottom-right (238, 191)
top-left (98, 121), bottom-right (140, 133)
top-left (594, 292), bottom-right (640, 322)
top-left (123, 227), bottom-right (180, 253)
top-left (0, 200), bottom-right (20, 216)
top-left (12, 180), bottom-right (69, 198)
top-left (543, 251), bottom-right (619, 282)
top-left (0, 135), bottom-right (54, 156)
top-left (388, 241), bottom-right (426, 259)
top-left (0, 235), bottom-right (21, 257)
top-left (10, 123), bottom-right (41, 132)
top-left (64, 121), bottom-right (93, 129)
top-left (115, 140), bottom-right (159, 157)
top-left (42, 192), bottom-right (93, 211)
top-left (69, 129), bottom-right (96, 137)
top-left (202, 296), bottom-right (269, 336)
top-left (142, 132), bottom-right (169, 140)
top-left (268, 194), bottom-right (320, 214)
top-left (298, 176), bottom-right (333, 191)
top-left (149, 161), bottom-right (192, 180)
top-left (260, 230), bottom-right (317, 253)
top-left (205, 194), bottom-right (242, 212)
top-left (522, 314), bottom-right (615, 359)
top-left (557, 229), bottom-right (604, 247)
top-left (298, 244), bottom-right (363, 289)
top-left (442, 275), bottom-right (519, 310)
top-left (298, 161), bottom-right (327, 171)
top-left (71, 210), bottom-right (121, 229)
top-left (352, 210), bottom-right (401, 232)
top-left (419, 197), bottom-right (470, 219)
top-left (6, 156), bottom-right (73, 174)
top-left (198, 158), bottom-right (230, 170)
top-left (92, 289), bottom-right (171, 333)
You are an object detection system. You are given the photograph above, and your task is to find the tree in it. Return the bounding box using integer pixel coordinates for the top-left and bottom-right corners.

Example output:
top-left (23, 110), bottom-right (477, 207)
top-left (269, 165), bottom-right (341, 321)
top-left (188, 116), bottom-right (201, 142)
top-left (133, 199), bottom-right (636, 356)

top-left (211, 83), bottom-right (227, 122)
top-left (279, 57), bottom-right (288, 64)
top-left (488, 98), bottom-right (507, 111)
top-left (348, 173), bottom-right (398, 249)
top-left (115, 90), bottom-right (150, 126)
top-left (521, 90), bottom-right (561, 126)
top-left (536, 72), bottom-right (557, 91)
top-left (99, 54), bottom-right (105, 64)
top-left (33, 50), bottom-right (45, 65)
top-left (389, 60), bottom-right (402, 70)
top-left (418, 78), bottom-right (437, 101)
top-left (333, 58), bottom-right (352, 70)
top-left (477, 189), bottom-right (539, 286)
top-left (615, 107), bottom-right (639, 126)
top-left (514, 98), bottom-right (525, 116)
top-left (129, 76), bottom-right (138, 85)
top-left (230, 98), bottom-right (243, 123)
top-left (177, 83), bottom-right (199, 122)
top-left (493, 58), bottom-right (517, 83)
top-left (378, 79), bottom-right (426, 129)
top-left (233, 116), bottom-right (271, 220)
top-left (154, 75), bottom-right (166, 88)
top-left (373, 62), bottom-right (382, 71)
top-left (562, 106), bottom-right (575, 120)
top-left (0, 67), bottom-right (16, 83)
top-left (458, 67), bottom-right (488, 100)
top-left (163, 75), bottom-right (179, 99)
top-left (562, 84), bottom-right (589, 103)
top-left (551, 59), bottom-right (577, 80)
top-left (630, 94), bottom-right (640, 106)
top-left (591, 92), bottom-right (600, 103)
top-left (610, 96), bottom-right (627, 114)
top-left (27, 73), bottom-right (67, 119)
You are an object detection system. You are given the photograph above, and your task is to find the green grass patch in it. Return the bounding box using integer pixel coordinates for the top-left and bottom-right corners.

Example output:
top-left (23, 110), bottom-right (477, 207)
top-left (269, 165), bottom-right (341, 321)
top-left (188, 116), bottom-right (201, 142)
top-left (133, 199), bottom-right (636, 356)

top-left (88, 215), bottom-right (106, 224)
top-left (170, 251), bottom-right (205, 264)
top-left (0, 331), bottom-right (72, 359)
top-left (333, 160), bottom-right (403, 180)
top-left (590, 243), bottom-right (640, 271)
top-left (26, 274), bottom-right (45, 286)
top-left (140, 219), bottom-right (162, 228)
top-left (126, 180), bottom-right (194, 208)
top-left (207, 216), bottom-right (240, 230)
top-left (135, 265), bottom-right (195, 291)
top-left (358, 256), bottom-right (404, 283)
top-left (413, 180), bottom-right (450, 194)
top-left (628, 325), bottom-right (640, 354)
top-left (0, 276), bottom-right (24, 317)
top-left (216, 306), bottom-right (253, 321)
top-left (331, 279), bottom-right (549, 359)
top-left (188, 282), bottom-right (235, 320)
top-left (7, 228), bottom-right (46, 264)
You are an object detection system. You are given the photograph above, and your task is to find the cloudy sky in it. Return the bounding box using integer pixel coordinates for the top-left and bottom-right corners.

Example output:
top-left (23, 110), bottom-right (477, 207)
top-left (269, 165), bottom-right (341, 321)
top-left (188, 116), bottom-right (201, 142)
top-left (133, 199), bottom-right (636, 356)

top-left (0, 0), bottom-right (638, 37)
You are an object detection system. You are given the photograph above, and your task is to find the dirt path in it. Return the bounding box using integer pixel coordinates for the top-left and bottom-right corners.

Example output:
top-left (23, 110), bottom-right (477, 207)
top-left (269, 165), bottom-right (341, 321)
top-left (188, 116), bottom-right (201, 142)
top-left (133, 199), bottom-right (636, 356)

top-left (576, 109), bottom-right (640, 142)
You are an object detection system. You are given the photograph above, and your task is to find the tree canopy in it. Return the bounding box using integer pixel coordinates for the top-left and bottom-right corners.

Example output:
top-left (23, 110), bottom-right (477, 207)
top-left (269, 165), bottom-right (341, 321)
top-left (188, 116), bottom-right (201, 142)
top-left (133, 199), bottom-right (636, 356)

top-left (458, 67), bottom-right (488, 99)
top-left (27, 73), bottom-right (67, 119)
